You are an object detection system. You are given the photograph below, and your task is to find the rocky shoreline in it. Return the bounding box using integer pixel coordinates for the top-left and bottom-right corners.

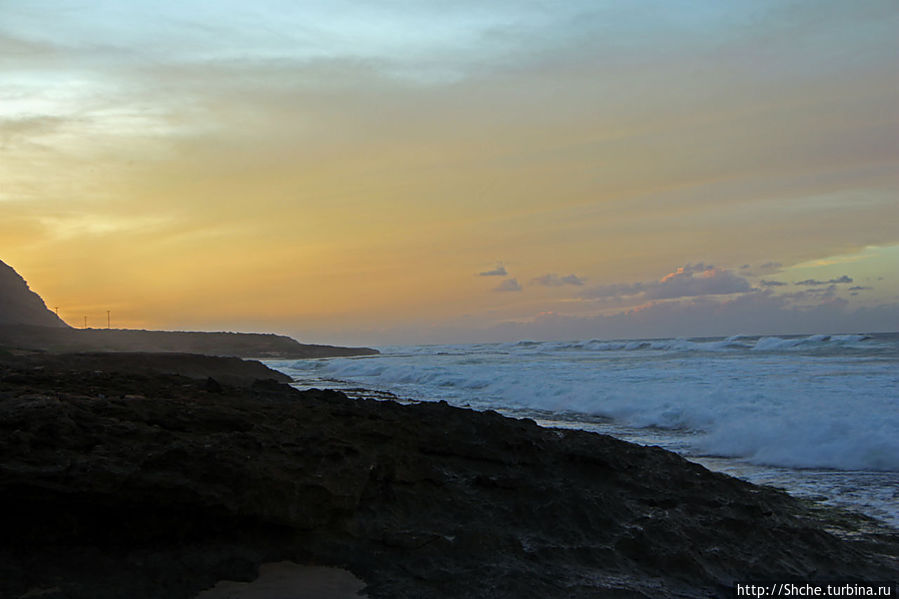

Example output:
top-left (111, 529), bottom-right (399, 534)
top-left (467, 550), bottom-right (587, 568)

top-left (1, 352), bottom-right (897, 598)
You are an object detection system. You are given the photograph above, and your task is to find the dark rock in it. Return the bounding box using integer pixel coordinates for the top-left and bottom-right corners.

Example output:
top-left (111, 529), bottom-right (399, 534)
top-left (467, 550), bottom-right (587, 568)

top-left (0, 351), bottom-right (292, 387)
top-left (0, 324), bottom-right (378, 359)
top-left (0, 260), bottom-right (66, 328)
top-left (0, 358), bottom-right (896, 599)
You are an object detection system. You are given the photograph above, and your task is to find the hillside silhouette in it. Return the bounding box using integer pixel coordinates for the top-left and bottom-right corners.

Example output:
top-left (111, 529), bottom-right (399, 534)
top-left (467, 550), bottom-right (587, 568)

top-left (0, 260), bottom-right (67, 328)
top-left (0, 259), bottom-right (376, 359)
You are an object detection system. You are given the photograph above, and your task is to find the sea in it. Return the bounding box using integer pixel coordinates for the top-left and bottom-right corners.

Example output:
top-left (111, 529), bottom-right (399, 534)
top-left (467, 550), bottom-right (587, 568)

top-left (265, 332), bottom-right (899, 529)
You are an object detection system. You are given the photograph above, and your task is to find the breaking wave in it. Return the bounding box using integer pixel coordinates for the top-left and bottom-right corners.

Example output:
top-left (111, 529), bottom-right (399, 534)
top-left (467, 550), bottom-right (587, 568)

top-left (275, 333), bottom-right (898, 473)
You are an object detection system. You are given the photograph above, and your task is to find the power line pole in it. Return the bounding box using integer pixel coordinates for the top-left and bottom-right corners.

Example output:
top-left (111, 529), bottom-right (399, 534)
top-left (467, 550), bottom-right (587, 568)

top-left (83, 315), bottom-right (87, 329)
top-left (107, 310), bottom-right (110, 329)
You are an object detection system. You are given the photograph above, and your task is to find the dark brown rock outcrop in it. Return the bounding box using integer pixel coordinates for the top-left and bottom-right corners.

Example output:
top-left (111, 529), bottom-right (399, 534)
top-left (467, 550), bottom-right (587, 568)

top-left (0, 351), bottom-right (291, 387)
top-left (1, 356), bottom-right (896, 598)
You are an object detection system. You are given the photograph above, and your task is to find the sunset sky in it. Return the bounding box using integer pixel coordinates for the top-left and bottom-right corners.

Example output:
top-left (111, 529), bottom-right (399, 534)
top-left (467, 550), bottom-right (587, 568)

top-left (2, 0), bottom-right (897, 345)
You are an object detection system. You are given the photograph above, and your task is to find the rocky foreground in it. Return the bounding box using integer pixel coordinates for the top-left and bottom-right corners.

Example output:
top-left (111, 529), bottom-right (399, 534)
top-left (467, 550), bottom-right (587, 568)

top-left (1, 353), bottom-right (897, 599)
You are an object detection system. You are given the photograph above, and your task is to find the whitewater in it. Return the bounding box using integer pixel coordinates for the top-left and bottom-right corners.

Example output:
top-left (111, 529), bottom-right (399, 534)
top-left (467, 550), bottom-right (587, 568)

top-left (267, 332), bottom-right (899, 528)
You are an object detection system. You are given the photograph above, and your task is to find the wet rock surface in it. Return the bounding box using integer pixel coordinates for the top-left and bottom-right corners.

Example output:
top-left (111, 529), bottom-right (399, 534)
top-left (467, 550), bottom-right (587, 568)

top-left (1, 354), bottom-right (897, 598)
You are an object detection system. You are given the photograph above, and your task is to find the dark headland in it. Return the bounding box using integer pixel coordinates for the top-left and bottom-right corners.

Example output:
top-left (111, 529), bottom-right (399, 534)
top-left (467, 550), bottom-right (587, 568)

top-left (0, 259), bottom-right (377, 360)
top-left (1, 260), bottom-right (897, 598)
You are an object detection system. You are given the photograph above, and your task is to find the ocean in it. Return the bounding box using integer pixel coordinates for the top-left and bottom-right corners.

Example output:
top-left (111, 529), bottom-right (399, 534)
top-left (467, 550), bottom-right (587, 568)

top-left (266, 332), bottom-right (899, 529)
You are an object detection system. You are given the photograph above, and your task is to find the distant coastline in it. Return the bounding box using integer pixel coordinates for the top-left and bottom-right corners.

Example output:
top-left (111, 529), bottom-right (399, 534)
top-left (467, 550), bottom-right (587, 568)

top-left (0, 324), bottom-right (378, 359)
top-left (0, 258), bottom-right (377, 360)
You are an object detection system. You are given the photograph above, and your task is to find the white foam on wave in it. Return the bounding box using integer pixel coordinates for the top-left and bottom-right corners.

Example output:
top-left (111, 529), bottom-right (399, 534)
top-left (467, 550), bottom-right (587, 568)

top-left (751, 333), bottom-right (872, 351)
top-left (699, 411), bottom-right (899, 471)
top-left (278, 334), bottom-right (898, 472)
top-left (486, 333), bottom-right (879, 355)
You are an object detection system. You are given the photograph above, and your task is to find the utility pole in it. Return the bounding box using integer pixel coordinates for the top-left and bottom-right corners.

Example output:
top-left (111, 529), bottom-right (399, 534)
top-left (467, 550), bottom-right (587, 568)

top-left (84, 316), bottom-right (87, 329)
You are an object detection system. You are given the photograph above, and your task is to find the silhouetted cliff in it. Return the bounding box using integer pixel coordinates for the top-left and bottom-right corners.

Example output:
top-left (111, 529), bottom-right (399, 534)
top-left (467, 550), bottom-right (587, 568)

top-left (0, 260), bottom-right (376, 358)
top-left (0, 260), bottom-right (67, 328)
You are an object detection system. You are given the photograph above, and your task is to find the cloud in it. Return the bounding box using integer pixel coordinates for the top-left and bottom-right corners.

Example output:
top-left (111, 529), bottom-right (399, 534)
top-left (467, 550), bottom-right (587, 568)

top-left (804, 285), bottom-right (838, 296)
top-left (648, 265), bottom-right (751, 299)
top-left (4, 1), bottom-right (898, 346)
top-left (760, 280), bottom-right (788, 287)
top-left (487, 292), bottom-right (899, 343)
top-left (494, 278), bottom-right (522, 292)
top-left (658, 263), bottom-right (713, 282)
top-left (531, 273), bottom-right (584, 287)
top-left (0, 115), bottom-right (71, 141)
top-left (778, 285), bottom-right (840, 303)
top-left (849, 286), bottom-right (871, 291)
top-left (794, 275), bottom-right (853, 286)
top-left (581, 281), bottom-right (646, 299)
top-left (743, 262), bottom-right (784, 276)
top-left (582, 263), bottom-right (752, 302)
top-left (479, 264), bottom-right (508, 277)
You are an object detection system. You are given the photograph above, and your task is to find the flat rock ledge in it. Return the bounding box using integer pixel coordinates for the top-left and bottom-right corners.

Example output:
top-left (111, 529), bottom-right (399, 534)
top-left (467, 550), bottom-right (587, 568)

top-left (1, 356), bottom-right (897, 599)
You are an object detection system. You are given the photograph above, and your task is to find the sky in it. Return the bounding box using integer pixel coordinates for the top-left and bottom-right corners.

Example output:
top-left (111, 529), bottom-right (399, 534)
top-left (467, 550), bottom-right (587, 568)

top-left (1, 0), bottom-right (897, 345)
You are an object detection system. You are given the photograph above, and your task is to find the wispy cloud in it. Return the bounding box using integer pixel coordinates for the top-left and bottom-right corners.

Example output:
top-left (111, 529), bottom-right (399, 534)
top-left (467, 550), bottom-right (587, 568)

top-left (479, 264), bottom-right (508, 277)
top-left (494, 278), bottom-right (522, 292)
top-left (794, 275), bottom-right (853, 286)
top-left (2, 1), bottom-right (897, 343)
top-left (487, 290), bottom-right (899, 343)
top-left (743, 262), bottom-right (783, 276)
top-left (583, 264), bottom-right (751, 302)
top-left (531, 273), bottom-right (584, 287)
top-left (650, 266), bottom-right (752, 299)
